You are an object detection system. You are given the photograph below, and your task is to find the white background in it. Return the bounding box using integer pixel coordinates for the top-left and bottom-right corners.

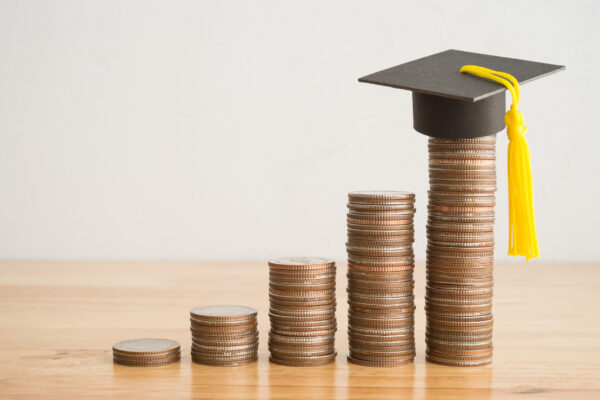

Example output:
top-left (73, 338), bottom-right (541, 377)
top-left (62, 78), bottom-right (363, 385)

top-left (0, 0), bottom-right (598, 262)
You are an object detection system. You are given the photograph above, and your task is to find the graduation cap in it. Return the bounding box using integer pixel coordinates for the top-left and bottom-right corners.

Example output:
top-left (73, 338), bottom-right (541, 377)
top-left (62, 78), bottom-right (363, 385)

top-left (359, 50), bottom-right (564, 260)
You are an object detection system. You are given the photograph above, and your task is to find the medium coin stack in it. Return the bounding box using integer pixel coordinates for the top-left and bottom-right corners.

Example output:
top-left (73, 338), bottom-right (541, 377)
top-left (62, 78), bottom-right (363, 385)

top-left (190, 305), bottom-right (259, 366)
top-left (426, 135), bottom-right (496, 366)
top-left (268, 257), bottom-right (337, 366)
top-left (112, 338), bottom-right (181, 367)
top-left (346, 191), bottom-right (416, 367)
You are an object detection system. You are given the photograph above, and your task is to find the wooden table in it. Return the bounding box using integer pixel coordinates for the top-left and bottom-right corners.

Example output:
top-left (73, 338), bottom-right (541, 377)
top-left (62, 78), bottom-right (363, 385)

top-left (0, 261), bottom-right (598, 399)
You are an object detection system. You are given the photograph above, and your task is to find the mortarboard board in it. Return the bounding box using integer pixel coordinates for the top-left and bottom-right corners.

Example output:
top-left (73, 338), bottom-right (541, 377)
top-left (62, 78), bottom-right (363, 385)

top-left (359, 49), bottom-right (564, 139)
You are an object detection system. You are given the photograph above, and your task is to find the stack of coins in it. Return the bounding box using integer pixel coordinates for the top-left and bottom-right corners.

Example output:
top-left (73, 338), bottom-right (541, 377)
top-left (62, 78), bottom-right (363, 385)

top-left (425, 135), bottom-right (496, 366)
top-left (346, 191), bottom-right (416, 367)
top-left (190, 305), bottom-right (259, 366)
top-left (268, 257), bottom-right (337, 366)
top-left (112, 338), bottom-right (180, 367)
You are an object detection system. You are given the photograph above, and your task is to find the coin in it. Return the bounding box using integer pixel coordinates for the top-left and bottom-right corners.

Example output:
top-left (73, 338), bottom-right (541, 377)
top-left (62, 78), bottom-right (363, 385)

top-left (268, 256), bottom-right (337, 365)
top-left (425, 136), bottom-right (497, 366)
top-left (190, 305), bottom-right (259, 366)
top-left (112, 339), bottom-right (181, 367)
top-left (268, 257), bottom-right (335, 269)
top-left (347, 355), bottom-right (414, 367)
top-left (112, 339), bottom-right (180, 356)
top-left (190, 305), bottom-right (257, 321)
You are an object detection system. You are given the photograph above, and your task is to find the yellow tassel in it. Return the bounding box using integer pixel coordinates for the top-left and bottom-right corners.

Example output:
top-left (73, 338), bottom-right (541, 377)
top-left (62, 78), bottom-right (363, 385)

top-left (460, 65), bottom-right (540, 261)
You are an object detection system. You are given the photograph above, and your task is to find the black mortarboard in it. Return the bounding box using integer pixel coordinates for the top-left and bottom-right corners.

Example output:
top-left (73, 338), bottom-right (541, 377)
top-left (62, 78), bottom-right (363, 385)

top-left (359, 49), bottom-right (564, 138)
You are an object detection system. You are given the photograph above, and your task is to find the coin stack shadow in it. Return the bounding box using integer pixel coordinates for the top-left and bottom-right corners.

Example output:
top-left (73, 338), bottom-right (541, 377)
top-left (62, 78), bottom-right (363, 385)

top-left (268, 257), bottom-right (337, 366)
top-left (190, 305), bottom-right (259, 366)
top-left (425, 135), bottom-right (496, 366)
top-left (112, 338), bottom-right (181, 367)
top-left (346, 191), bottom-right (416, 367)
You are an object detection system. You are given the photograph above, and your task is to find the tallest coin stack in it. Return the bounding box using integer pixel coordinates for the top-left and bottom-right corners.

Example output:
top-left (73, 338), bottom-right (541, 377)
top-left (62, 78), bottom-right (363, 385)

top-left (425, 135), bottom-right (496, 366)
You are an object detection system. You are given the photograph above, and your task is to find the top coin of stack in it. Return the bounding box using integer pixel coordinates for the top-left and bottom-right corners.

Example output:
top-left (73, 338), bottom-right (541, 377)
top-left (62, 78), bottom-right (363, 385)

top-left (268, 257), bottom-right (337, 367)
top-left (190, 305), bottom-right (259, 366)
top-left (112, 338), bottom-right (181, 367)
top-left (346, 191), bottom-right (417, 367)
top-left (425, 135), bottom-right (496, 366)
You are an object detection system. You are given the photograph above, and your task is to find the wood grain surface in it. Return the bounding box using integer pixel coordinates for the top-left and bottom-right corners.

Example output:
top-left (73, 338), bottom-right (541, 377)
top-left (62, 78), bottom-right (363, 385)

top-left (0, 261), bottom-right (598, 399)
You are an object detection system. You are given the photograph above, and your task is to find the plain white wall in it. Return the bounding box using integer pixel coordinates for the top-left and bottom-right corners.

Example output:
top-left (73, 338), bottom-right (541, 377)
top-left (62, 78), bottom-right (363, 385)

top-left (0, 0), bottom-right (598, 261)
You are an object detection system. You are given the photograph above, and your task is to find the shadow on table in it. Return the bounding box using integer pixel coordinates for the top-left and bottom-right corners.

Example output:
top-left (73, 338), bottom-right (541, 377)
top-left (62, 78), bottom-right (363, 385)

top-left (191, 361), bottom-right (259, 399)
top-left (424, 361), bottom-right (493, 400)
top-left (345, 360), bottom-right (416, 399)
top-left (266, 361), bottom-right (337, 399)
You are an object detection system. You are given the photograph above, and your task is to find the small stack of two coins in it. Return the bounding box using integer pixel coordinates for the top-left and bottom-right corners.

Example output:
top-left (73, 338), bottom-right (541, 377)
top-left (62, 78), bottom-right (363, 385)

top-left (425, 135), bottom-right (496, 366)
top-left (190, 305), bottom-right (259, 366)
top-left (112, 338), bottom-right (181, 367)
top-left (346, 191), bottom-right (416, 367)
top-left (268, 257), bottom-right (337, 366)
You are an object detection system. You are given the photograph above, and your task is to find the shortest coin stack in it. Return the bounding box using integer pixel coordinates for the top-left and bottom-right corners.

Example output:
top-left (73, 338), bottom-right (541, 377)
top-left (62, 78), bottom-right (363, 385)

top-left (269, 257), bottom-right (337, 366)
top-left (190, 305), bottom-right (259, 366)
top-left (113, 338), bottom-right (181, 367)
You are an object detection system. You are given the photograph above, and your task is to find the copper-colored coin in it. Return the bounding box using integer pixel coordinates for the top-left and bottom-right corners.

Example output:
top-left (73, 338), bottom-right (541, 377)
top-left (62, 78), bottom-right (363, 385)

top-left (348, 226), bottom-right (414, 234)
top-left (269, 307), bottom-right (335, 317)
top-left (269, 313), bottom-right (335, 323)
top-left (348, 203), bottom-right (415, 212)
top-left (268, 302), bottom-right (337, 312)
top-left (347, 239), bottom-right (414, 249)
top-left (269, 287), bottom-right (335, 297)
top-left (348, 280), bottom-right (414, 290)
top-left (347, 355), bottom-right (413, 367)
top-left (348, 262), bottom-right (414, 271)
top-left (192, 355), bottom-right (258, 366)
top-left (190, 322), bottom-right (257, 334)
top-left (347, 274), bottom-right (414, 284)
top-left (348, 331), bottom-right (414, 343)
top-left (426, 348), bottom-right (493, 360)
top-left (191, 341), bottom-right (259, 352)
top-left (114, 355), bottom-right (181, 367)
top-left (191, 349), bottom-right (258, 360)
top-left (349, 349), bottom-right (415, 360)
top-left (270, 319), bottom-right (336, 330)
top-left (347, 218), bottom-right (414, 227)
top-left (348, 301), bottom-right (415, 312)
top-left (348, 305), bottom-right (416, 318)
top-left (268, 340), bottom-right (334, 351)
top-left (349, 319), bottom-right (413, 331)
top-left (428, 240), bottom-right (495, 249)
top-left (270, 348), bottom-right (335, 359)
top-left (112, 351), bottom-right (181, 362)
top-left (426, 355), bottom-right (492, 366)
top-left (426, 285), bottom-right (492, 296)
top-left (270, 284), bottom-right (336, 293)
top-left (349, 338), bottom-right (414, 348)
top-left (269, 353), bottom-right (337, 366)
top-left (192, 337), bottom-right (258, 348)
top-left (269, 293), bottom-right (336, 303)
top-left (270, 327), bottom-right (336, 337)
